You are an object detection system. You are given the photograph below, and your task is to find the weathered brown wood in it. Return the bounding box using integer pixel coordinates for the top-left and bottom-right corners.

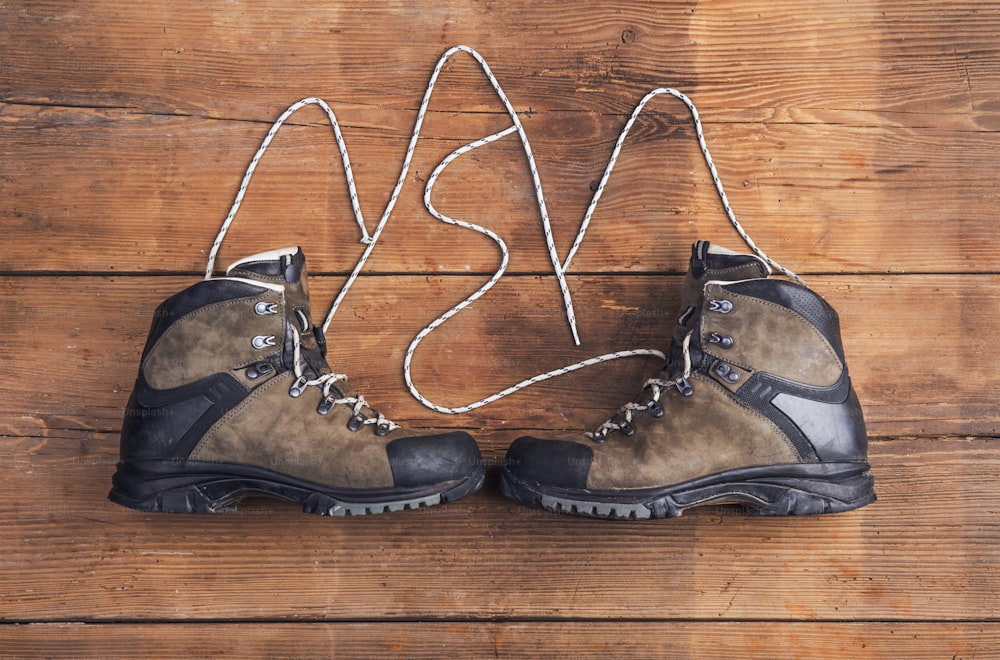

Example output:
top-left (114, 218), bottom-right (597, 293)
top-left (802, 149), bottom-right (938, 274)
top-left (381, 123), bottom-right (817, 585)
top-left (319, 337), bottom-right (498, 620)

top-left (2, 104), bottom-right (999, 274)
top-left (1, 274), bottom-right (996, 437)
top-left (0, 436), bottom-right (997, 621)
top-left (3, 0), bottom-right (998, 650)
top-left (1, 1), bottom-right (997, 128)
top-left (2, 621), bottom-right (998, 658)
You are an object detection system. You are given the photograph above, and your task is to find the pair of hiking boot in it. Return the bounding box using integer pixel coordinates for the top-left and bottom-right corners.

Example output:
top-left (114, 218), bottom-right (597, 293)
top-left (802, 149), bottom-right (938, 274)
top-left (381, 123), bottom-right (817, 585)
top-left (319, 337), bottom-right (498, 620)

top-left (109, 240), bottom-right (875, 519)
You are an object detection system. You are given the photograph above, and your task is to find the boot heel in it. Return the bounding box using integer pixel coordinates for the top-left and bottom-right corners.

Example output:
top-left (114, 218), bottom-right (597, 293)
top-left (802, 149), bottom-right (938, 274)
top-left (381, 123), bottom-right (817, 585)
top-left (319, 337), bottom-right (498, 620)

top-left (750, 469), bottom-right (877, 516)
top-left (109, 481), bottom-right (235, 514)
top-left (676, 466), bottom-right (877, 516)
top-left (109, 460), bottom-right (245, 514)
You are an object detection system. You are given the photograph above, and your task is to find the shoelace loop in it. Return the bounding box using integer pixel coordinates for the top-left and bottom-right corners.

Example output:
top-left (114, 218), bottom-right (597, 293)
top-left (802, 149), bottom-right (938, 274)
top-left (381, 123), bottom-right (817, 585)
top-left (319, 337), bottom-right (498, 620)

top-left (290, 327), bottom-right (400, 433)
top-left (587, 330), bottom-right (696, 442)
top-left (207, 45), bottom-right (802, 420)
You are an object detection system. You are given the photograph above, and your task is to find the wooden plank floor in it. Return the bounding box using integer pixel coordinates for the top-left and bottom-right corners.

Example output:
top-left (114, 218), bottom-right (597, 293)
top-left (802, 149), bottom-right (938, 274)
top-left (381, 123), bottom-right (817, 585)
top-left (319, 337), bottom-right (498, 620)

top-left (2, 0), bottom-right (998, 657)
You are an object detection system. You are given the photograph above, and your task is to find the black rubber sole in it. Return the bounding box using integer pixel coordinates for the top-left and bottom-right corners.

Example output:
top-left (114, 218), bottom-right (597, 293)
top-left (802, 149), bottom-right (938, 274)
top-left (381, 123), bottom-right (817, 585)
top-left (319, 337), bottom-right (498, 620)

top-left (499, 462), bottom-right (876, 520)
top-left (109, 459), bottom-right (485, 516)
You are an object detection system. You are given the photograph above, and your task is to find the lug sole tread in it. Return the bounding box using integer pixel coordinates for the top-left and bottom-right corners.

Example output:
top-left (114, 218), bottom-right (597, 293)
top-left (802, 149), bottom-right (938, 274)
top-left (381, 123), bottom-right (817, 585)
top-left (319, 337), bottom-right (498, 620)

top-left (109, 470), bottom-right (485, 517)
top-left (500, 465), bottom-right (876, 520)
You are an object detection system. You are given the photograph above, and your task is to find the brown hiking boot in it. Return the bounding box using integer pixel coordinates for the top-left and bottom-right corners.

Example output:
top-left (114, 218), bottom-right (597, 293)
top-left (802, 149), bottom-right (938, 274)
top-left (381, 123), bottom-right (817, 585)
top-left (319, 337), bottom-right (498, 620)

top-left (500, 240), bottom-right (875, 519)
top-left (110, 247), bottom-right (484, 515)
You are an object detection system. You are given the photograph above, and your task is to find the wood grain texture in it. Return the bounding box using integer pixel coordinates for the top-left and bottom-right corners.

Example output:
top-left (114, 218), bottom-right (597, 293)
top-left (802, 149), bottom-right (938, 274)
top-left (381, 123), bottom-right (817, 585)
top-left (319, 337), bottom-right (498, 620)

top-left (2, 1), bottom-right (998, 127)
top-left (2, 621), bottom-right (998, 658)
top-left (0, 436), bottom-right (997, 622)
top-left (0, 274), bottom-right (996, 437)
top-left (2, 0), bottom-right (998, 652)
top-left (2, 104), bottom-right (999, 275)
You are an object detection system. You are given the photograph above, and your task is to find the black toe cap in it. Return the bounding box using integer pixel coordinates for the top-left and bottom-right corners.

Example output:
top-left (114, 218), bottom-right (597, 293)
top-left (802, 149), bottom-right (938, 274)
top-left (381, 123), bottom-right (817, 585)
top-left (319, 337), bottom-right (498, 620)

top-left (387, 432), bottom-right (483, 488)
top-left (504, 436), bottom-right (593, 490)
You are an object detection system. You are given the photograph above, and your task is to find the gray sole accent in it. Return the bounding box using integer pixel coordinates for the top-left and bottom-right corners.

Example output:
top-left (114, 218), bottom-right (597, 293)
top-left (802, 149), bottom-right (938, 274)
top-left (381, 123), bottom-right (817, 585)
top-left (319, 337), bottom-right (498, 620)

top-left (110, 468), bottom-right (485, 517)
top-left (500, 464), bottom-right (876, 520)
top-left (539, 494), bottom-right (653, 520)
top-left (305, 492), bottom-right (442, 516)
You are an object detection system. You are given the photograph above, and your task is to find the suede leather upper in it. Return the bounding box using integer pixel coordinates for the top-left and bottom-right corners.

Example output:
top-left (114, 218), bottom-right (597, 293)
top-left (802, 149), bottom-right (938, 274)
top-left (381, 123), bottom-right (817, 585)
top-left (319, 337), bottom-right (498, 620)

top-left (121, 247), bottom-right (482, 492)
top-left (700, 282), bottom-right (844, 388)
top-left (585, 376), bottom-right (800, 490)
top-left (504, 241), bottom-right (868, 495)
top-left (142, 287), bottom-right (284, 390)
top-left (189, 371), bottom-right (400, 488)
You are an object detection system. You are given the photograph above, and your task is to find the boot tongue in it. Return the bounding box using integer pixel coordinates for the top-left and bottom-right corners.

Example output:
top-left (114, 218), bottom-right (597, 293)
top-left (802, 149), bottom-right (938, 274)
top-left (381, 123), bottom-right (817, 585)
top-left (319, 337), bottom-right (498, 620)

top-left (226, 247), bottom-right (312, 314)
top-left (690, 240), bottom-right (769, 281)
top-left (227, 248), bottom-right (329, 378)
top-left (226, 246), bottom-right (305, 284)
top-left (671, 240), bottom-right (769, 345)
top-left (661, 241), bottom-right (771, 376)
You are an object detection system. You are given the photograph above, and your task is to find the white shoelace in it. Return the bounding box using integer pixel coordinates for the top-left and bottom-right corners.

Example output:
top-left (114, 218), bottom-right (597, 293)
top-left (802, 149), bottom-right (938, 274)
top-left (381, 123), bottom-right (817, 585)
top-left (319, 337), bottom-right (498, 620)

top-left (587, 330), bottom-right (696, 441)
top-left (206, 44), bottom-right (801, 417)
top-left (289, 327), bottom-right (400, 432)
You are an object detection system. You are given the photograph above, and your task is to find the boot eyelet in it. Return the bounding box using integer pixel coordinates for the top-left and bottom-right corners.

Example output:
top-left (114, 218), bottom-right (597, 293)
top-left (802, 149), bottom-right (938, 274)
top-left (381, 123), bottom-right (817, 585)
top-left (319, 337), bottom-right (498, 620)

top-left (709, 332), bottom-right (734, 349)
top-left (317, 395), bottom-right (335, 415)
top-left (347, 414), bottom-right (365, 432)
top-left (673, 377), bottom-right (694, 397)
top-left (289, 376), bottom-right (309, 397)
top-left (294, 309), bottom-right (311, 333)
top-left (253, 301), bottom-right (279, 315)
top-left (619, 421), bottom-right (636, 437)
top-left (246, 362), bottom-right (273, 380)
top-left (646, 400), bottom-right (664, 418)
top-left (708, 299), bottom-right (733, 314)
top-left (374, 422), bottom-right (392, 437)
top-left (714, 362), bottom-right (741, 384)
top-left (251, 335), bottom-right (276, 349)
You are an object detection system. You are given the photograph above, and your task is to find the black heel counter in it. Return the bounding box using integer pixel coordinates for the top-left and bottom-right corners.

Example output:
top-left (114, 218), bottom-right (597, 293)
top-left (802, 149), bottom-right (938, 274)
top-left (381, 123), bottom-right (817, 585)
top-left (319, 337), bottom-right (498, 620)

top-left (118, 373), bottom-right (247, 462)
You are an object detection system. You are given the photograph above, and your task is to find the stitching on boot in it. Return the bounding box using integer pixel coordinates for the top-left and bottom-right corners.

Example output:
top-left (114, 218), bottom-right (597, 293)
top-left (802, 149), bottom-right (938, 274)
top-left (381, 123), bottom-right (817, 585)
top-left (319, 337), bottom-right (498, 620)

top-left (710, 288), bottom-right (843, 372)
top-left (143, 291), bottom-right (276, 365)
top-left (189, 372), bottom-right (289, 461)
top-left (695, 374), bottom-right (802, 460)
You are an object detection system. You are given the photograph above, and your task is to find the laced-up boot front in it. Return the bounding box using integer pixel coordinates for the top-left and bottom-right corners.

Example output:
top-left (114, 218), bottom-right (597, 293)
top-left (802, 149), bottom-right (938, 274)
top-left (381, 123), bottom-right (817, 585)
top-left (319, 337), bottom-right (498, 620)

top-left (110, 247), bottom-right (484, 515)
top-left (500, 241), bottom-right (875, 519)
